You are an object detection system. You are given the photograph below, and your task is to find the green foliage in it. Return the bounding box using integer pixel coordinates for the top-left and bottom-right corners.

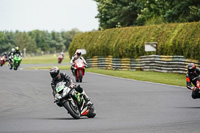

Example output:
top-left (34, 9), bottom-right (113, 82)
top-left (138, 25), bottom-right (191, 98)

top-left (0, 29), bottom-right (81, 55)
top-left (94, 0), bottom-right (200, 29)
top-left (69, 21), bottom-right (200, 60)
top-left (15, 32), bottom-right (37, 53)
top-left (94, 0), bottom-right (143, 29)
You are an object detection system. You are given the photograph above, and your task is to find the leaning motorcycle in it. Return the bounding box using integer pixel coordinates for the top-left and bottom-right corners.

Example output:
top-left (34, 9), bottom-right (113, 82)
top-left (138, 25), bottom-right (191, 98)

top-left (13, 54), bottom-right (22, 70)
top-left (73, 58), bottom-right (86, 82)
top-left (0, 56), bottom-right (6, 67)
top-left (58, 55), bottom-right (64, 64)
top-left (54, 82), bottom-right (96, 119)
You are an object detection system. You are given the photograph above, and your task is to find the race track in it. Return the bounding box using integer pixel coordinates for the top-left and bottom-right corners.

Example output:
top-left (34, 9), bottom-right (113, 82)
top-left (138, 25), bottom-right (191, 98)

top-left (1, 64), bottom-right (200, 133)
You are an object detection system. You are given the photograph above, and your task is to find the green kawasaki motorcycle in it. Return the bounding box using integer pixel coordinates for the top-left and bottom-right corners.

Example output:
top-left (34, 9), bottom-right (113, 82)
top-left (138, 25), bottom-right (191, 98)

top-left (13, 54), bottom-right (22, 70)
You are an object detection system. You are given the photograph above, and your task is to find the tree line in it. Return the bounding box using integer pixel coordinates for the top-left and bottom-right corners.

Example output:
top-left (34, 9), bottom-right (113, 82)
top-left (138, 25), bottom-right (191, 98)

top-left (0, 28), bottom-right (81, 55)
top-left (94, 0), bottom-right (200, 29)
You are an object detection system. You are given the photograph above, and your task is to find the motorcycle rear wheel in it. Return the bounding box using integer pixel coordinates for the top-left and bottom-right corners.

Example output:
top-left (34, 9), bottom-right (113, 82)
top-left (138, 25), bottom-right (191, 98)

top-left (87, 105), bottom-right (96, 118)
top-left (63, 101), bottom-right (80, 119)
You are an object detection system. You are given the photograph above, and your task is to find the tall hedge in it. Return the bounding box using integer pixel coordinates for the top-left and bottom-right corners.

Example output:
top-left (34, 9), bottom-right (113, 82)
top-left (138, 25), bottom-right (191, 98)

top-left (68, 22), bottom-right (200, 60)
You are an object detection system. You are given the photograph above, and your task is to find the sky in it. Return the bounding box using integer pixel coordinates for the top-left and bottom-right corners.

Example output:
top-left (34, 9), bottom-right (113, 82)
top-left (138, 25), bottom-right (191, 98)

top-left (0, 0), bottom-right (99, 32)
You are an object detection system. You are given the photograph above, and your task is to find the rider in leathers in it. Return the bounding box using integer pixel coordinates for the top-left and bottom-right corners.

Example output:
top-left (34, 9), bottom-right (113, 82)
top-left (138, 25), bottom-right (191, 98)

top-left (50, 67), bottom-right (92, 106)
top-left (186, 63), bottom-right (200, 99)
top-left (13, 47), bottom-right (22, 56)
top-left (70, 51), bottom-right (87, 75)
top-left (8, 48), bottom-right (15, 61)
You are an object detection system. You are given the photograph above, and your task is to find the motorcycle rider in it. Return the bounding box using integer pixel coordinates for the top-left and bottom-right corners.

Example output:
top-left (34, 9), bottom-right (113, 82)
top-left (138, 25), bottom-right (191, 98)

top-left (60, 52), bottom-right (64, 58)
top-left (70, 51), bottom-right (87, 75)
top-left (50, 66), bottom-right (92, 106)
top-left (186, 63), bottom-right (200, 99)
top-left (1, 52), bottom-right (8, 59)
top-left (1, 52), bottom-right (8, 63)
top-left (8, 48), bottom-right (15, 61)
top-left (13, 46), bottom-right (22, 68)
top-left (13, 47), bottom-right (22, 56)
top-left (8, 48), bottom-right (15, 56)
top-left (7, 48), bottom-right (15, 69)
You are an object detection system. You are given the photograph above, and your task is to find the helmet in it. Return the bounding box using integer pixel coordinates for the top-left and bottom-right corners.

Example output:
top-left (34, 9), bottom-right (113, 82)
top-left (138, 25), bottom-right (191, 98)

top-left (188, 63), bottom-right (196, 74)
top-left (15, 47), bottom-right (19, 51)
top-left (11, 48), bottom-right (15, 52)
top-left (50, 67), bottom-right (60, 79)
top-left (77, 51), bottom-right (81, 56)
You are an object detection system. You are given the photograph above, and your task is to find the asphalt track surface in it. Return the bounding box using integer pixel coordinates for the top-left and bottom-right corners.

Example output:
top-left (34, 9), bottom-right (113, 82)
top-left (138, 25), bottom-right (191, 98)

top-left (1, 64), bottom-right (200, 133)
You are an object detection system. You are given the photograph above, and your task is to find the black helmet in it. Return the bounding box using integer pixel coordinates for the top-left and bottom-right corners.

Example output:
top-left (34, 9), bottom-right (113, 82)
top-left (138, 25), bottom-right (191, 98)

top-left (188, 63), bottom-right (196, 74)
top-left (50, 67), bottom-right (60, 79)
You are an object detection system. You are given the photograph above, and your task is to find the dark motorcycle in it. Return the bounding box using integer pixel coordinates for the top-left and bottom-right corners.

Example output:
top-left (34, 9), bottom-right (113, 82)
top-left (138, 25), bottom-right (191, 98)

top-left (8, 55), bottom-right (13, 69)
top-left (54, 82), bottom-right (96, 119)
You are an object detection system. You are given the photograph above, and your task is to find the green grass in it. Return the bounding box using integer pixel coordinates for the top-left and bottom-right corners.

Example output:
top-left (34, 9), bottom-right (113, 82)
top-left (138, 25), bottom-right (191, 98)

top-left (21, 52), bottom-right (70, 64)
top-left (26, 65), bottom-right (186, 87)
top-left (26, 65), bottom-right (71, 70)
top-left (86, 68), bottom-right (186, 87)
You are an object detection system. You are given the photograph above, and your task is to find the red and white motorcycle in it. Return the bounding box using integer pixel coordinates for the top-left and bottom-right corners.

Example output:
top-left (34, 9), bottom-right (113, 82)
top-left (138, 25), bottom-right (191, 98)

top-left (58, 55), bottom-right (64, 64)
top-left (0, 56), bottom-right (6, 67)
top-left (73, 58), bottom-right (86, 82)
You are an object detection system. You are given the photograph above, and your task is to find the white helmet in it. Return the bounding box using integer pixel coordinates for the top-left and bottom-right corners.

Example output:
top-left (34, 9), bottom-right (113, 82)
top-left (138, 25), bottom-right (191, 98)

top-left (11, 48), bottom-right (15, 52)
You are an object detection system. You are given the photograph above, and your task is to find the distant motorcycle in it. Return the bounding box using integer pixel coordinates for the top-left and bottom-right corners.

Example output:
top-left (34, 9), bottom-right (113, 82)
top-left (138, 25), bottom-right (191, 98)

top-left (13, 54), bottom-right (22, 70)
top-left (72, 58), bottom-right (86, 82)
top-left (54, 82), bottom-right (96, 119)
top-left (8, 55), bottom-right (13, 69)
top-left (0, 56), bottom-right (6, 67)
top-left (58, 55), bottom-right (64, 64)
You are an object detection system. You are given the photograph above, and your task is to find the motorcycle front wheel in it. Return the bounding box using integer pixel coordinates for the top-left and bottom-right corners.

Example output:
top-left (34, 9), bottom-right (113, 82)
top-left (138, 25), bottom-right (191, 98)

top-left (63, 100), bottom-right (80, 119)
top-left (79, 70), bottom-right (83, 82)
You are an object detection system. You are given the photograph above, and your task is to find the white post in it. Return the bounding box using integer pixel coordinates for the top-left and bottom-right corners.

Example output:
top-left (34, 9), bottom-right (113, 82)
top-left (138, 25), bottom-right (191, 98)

top-left (24, 48), bottom-right (26, 57)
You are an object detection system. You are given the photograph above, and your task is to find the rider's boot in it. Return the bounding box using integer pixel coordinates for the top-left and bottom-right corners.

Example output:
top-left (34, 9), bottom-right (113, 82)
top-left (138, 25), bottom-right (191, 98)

top-left (82, 91), bottom-right (93, 106)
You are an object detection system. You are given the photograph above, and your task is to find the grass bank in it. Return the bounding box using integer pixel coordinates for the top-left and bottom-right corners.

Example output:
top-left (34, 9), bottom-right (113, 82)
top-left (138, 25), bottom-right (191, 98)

top-left (21, 53), bottom-right (70, 64)
top-left (26, 65), bottom-right (186, 87)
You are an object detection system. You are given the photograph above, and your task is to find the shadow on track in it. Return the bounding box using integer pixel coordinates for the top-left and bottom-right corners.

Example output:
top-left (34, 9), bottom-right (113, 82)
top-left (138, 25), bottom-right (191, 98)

top-left (37, 117), bottom-right (88, 120)
top-left (176, 107), bottom-right (200, 109)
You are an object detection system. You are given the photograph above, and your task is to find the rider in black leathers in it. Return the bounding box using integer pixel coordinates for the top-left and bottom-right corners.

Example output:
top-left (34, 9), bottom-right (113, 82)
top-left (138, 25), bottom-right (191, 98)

top-left (186, 63), bottom-right (200, 99)
top-left (13, 47), bottom-right (22, 56)
top-left (50, 67), bottom-right (92, 106)
top-left (8, 48), bottom-right (15, 62)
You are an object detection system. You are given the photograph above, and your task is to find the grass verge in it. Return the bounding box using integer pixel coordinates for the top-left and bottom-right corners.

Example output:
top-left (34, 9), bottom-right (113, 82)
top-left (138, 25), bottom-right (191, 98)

top-left (26, 65), bottom-right (186, 87)
top-left (21, 53), bottom-right (70, 64)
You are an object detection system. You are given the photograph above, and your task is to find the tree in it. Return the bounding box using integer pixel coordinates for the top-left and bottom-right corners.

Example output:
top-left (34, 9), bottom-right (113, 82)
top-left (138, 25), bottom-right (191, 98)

top-left (15, 32), bottom-right (37, 54)
top-left (61, 28), bottom-right (82, 50)
top-left (29, 30), bottom-right (50, 52)
top-left (94, 0), bottom-right (200, 28)
top-left (51, 31), bottom-right (65, 52)
top-left (94, 0), bottom-right (143, 29)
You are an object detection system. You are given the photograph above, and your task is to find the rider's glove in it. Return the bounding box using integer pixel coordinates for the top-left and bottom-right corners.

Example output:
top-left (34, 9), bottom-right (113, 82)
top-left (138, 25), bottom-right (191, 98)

top-left (75, 85), bottom-right (83, 93)
top-left (191, 86), bottom-right (197, 91)
top-left (69, 82), bottom-right (76, 89)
